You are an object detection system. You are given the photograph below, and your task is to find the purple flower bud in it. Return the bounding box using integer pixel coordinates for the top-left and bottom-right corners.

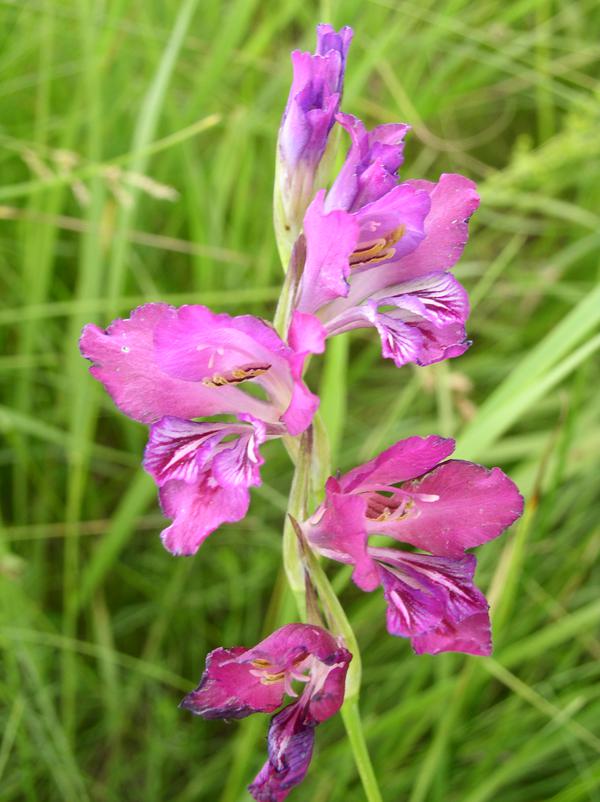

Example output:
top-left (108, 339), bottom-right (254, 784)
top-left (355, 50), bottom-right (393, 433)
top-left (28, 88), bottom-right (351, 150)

top-left (274, 24), bottom-right (353, 264)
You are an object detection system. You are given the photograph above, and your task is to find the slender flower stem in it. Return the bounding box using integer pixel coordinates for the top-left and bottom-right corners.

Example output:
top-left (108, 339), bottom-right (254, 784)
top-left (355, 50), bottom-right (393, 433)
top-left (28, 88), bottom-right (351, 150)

top-left (341, 700), bottom-right (384, 802)
top-left (281, 433), bottom-right (310, 616)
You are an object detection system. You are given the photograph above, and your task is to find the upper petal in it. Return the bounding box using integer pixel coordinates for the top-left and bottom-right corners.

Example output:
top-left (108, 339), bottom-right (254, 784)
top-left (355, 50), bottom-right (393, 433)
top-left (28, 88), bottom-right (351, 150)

top-left (180, 646), bottom-right (285, 720)
top-left (297, 190), bottom-right (359, 314)
top-left (386, 460), bottom-right (524, 556)
top-left (243, 623), bottom-right (345, 669)
top-left (394, 173), bottom-right (480, 279)
top-left (153, 305), bottom-right (284, 383)
top-left (353, 183), bottom-right (431, 265)
top-left (79, 304), bottom-right (261, 424)
top-left (152, 305), bottom-right (317, 435)
top-left (340, 435), bottom-right (455, 493)
top-left (305, 480), bottom-right (378, 591)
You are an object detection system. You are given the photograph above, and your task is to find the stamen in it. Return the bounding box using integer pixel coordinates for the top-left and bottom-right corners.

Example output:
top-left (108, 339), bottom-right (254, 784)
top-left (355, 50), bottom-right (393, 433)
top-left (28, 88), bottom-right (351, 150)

top-left (201, 363), bottom-right (271, 387)
top-left (350, 225), bottom-right (405, 267)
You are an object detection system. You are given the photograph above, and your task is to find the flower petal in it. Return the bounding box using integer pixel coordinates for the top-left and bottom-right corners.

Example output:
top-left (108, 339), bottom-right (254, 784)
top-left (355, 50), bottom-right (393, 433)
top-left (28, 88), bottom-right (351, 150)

top-left (353, 182), bottom-right (431, 265)
top-left (158, 478), bottom-right (250, 556)
top-left (374, 271), bottom-right (470, 366)
top-left (297, 190), bottom-right (359, 314)
top-left (212, 417), bottom-right (267, 488)
top-left (243, 623), bottom-right (345, 669)
top-left (378, 562), bottom-right (447, 638)
top-left (307, 662), bottom-right (350, 723)
top-left (306, 478), bottom-right (378, 591)
top-left (143, 417), bottom-right (234, 485)
top-left (280, 353), bottom-right (320, 436)
top-left (180, 646), bottom-right (285, 720)
top-left (327, 113), bottom-right (410, 211)
top-left (395, 173), bottom-right (480, 278)
top-left (288, 311), bottom-right (327, 356)
top-left (412, 611), bottom-right (492, 656)
top-left (388, 460), bottom-right (524, 557)
top-left (153, 305), bottom-right (283, 383)
top-left (249, 705), bottom-right (315, 802)
top-left (375, 549), bottom-right (491, 654)
top-left (152, 305), bottom-right (317, 435)
top-left (340, 435), bottom-right (455, 493)
top-left (79, 304), bottom-right (258, 424)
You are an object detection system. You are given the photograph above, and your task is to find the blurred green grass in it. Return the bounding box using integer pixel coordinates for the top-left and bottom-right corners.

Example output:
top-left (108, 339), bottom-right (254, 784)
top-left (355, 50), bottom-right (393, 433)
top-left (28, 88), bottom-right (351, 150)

top-left (1, 0), bottom-right (600, 800)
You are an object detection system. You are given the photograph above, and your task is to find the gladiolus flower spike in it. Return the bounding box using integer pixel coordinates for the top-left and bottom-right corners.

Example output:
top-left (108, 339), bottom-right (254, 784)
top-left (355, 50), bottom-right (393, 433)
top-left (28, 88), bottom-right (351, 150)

top-left (79, 21), bottom-right (523, 802)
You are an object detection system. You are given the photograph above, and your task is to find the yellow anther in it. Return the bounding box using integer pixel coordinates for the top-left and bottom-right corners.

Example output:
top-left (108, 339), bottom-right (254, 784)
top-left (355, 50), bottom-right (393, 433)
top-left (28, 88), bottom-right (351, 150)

top-left (350, 225), bottom-right (406, 267)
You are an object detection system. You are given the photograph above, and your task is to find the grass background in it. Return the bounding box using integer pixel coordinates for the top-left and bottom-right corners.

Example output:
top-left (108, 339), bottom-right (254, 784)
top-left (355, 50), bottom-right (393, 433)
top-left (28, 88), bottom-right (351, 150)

top-left (1, 0), bottom-right (600, 800)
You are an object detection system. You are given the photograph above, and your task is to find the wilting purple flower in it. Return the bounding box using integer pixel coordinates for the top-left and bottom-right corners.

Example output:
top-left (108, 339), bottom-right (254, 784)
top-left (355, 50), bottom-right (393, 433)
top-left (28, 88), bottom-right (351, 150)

top-left (80, 303), bottom-right (319, 554)
top-left (289, 114), bottom-right (480, 370)
top-left (274, 24), bottom-right (353, 261)
top-left (302, 436), bottom-right (523, 655)
top-left (181, 623), bottom-right (351, 801)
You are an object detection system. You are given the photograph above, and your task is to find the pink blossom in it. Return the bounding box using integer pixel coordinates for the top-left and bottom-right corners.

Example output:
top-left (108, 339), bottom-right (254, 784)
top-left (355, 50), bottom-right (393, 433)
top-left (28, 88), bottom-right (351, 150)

top-left (303, 436), bottom-right (523, 655)
top-left (181, 623), bottom-right (351, 801)
top-left (80, 304), bottom-right (319, 554)
top-left (290, 113), bottom-right (480, 370)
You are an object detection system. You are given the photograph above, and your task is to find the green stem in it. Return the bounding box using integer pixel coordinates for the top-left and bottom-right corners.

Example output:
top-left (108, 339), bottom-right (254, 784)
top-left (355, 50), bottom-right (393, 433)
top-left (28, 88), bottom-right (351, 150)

top-left (341, 699), bottom-right (384, 802)
top-left (281, 433), bottom-right (310, 616)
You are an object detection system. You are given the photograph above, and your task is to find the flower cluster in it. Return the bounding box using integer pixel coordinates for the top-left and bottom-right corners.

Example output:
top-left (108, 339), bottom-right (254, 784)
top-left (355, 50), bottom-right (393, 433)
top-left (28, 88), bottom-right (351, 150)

top-left (80, 24), bottom-right (523, 801)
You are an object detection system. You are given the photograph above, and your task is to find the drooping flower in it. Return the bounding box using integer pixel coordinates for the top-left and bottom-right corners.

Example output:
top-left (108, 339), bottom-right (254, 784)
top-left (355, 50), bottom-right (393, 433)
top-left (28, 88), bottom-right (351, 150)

top-left (288, 114), bottom-right (480, 371)
top-left (181, 623), bottom-right (351, 801)
top-left (274, 24), bottom-right (353, 262)
top-left (302, 436), bottom-right (523, 655)
top-left (80, 303), bottom-right (319, 554)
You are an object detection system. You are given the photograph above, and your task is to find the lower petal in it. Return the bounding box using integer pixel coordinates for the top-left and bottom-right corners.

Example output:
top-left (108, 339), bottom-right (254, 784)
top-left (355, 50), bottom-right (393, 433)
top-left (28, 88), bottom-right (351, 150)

top-left (411, 611), bottom-right (492, 656)
top-left (159, 478), bottom-right (250, 556)
top-left (249, 704), bottom-right (315, 802)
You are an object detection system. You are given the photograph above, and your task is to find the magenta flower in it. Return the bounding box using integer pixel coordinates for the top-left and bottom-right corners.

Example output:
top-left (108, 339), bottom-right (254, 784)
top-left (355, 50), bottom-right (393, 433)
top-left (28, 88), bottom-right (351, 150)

top-left (302, 436), bottom-right (523, 655)
top-left (275, 24), bottom-right (353, 259)
top-left (181, 623), bottom-right (351, 801)
top-left (80, 303), bottom-right (319, 554)
top-left (289, 114), bottom-right (480, 370)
